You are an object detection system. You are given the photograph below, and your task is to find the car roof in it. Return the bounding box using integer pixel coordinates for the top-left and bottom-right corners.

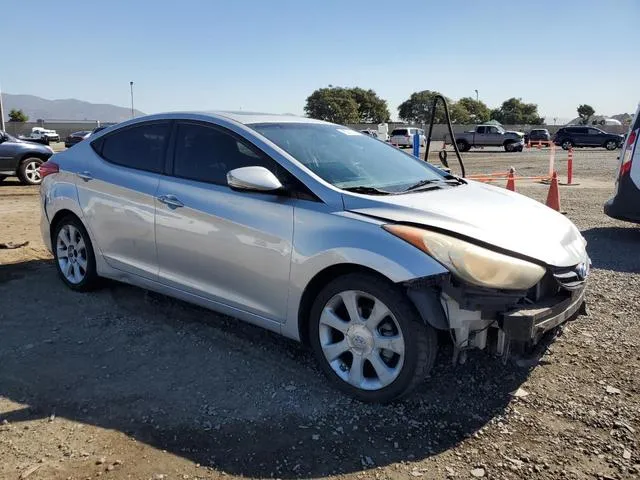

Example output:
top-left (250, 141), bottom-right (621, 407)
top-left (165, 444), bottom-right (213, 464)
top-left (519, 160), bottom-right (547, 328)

top-left (140, 111), bottom-right (330, 126)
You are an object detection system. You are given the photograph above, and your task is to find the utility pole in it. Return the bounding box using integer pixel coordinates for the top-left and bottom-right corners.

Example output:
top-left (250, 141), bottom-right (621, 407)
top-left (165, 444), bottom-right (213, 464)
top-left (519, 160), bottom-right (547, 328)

top-left (0, 83), bottom-right (5, 131)
top-left (130, 81), bottom-right (135, 118)
top-left (474, 89), bottom-right (479, 102)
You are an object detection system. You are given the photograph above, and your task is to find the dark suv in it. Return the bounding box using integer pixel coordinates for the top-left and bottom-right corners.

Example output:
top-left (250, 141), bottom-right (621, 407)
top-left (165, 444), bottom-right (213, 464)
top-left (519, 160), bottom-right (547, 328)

top-left (553, 126), bottom-right (624, 151)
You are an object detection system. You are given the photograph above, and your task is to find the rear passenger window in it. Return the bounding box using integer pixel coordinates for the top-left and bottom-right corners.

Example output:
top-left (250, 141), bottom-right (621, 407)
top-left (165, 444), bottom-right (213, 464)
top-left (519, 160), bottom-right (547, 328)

top-left (173, 122), bottom-right (279, 185)
top-left (97, 122), bottom-right (169, 173)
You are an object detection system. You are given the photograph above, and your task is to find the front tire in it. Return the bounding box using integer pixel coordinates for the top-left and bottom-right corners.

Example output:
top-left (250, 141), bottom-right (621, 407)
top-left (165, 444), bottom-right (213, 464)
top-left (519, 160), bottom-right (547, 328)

top-left (504, 141), bottom-right (516, 152)
top-left (605, 140), bottom-right (618, 151)
top-left (561, 139), bottom-right (574, 150)
top-left (18, 158), bottom-right (43, 185)
top-left (53, 216), bottom-right (100, 291)
top-left (309, 273), bottom-right (438, 403)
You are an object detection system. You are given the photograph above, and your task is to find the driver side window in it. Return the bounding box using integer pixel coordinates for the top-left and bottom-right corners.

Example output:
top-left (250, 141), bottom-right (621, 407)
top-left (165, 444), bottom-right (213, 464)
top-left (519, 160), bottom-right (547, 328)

top-left (173, 122), bottom-right (279, 185)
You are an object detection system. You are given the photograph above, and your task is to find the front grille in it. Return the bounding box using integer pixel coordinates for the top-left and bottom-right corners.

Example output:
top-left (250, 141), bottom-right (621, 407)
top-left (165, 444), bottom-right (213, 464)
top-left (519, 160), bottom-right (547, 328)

top-left (552, 263), bottom-right (589, 291)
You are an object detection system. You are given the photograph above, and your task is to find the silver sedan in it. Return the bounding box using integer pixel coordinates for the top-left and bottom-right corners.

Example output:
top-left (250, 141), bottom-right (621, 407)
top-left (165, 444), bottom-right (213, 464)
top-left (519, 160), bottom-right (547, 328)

top-left (40, 112), bottom-right (590, 402)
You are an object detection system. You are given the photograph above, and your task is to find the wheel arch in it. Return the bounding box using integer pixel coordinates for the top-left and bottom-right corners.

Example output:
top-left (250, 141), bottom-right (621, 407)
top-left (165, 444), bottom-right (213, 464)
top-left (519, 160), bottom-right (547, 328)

top-left (49, 209), bottom-right (82, 244)
top-left (20, 152), bottom-right (52, 163)
top-left (297, 263), bottom-right (394, 346)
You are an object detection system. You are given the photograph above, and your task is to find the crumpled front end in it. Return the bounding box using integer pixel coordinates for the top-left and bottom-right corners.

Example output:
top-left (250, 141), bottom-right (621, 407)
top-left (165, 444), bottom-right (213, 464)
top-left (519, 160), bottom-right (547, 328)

top-left (406, 255), bottom-right (590, 361)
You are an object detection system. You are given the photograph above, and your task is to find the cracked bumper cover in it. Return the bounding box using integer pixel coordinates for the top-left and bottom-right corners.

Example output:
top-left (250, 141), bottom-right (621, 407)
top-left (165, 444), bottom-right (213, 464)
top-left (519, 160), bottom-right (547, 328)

top-left (501, 287), bottom-right (586, 342)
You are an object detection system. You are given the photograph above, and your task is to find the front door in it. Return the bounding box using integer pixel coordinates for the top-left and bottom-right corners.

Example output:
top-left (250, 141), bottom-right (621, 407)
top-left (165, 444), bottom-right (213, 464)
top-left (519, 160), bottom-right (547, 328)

top-left (0, 136), bottom-right (15, 173)
top-left (587, 128), bottom-right (605, 146)
top-left (155, 121), bottom-right (294, 322)
top-left (76, 121), bottom-right (171, 279)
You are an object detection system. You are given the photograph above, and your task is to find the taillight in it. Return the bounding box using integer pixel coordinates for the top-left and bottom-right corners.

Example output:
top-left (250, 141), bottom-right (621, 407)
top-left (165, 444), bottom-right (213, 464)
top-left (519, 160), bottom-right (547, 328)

top-left (619, 129), bottom-right (637, 178)
top-left (39, 161), bottom-right (59, 178)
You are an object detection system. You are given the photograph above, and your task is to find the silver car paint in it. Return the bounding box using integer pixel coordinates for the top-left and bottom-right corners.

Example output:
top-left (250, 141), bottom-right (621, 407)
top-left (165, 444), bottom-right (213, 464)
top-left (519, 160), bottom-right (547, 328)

top-left (42, 111), bottom-right (587, 344)
top-left (75, 149), bottom-right (162, 280)
top-left (155, 175), bottom-right (295, 320)
top-left (343, 181), bottom-right (586, 268)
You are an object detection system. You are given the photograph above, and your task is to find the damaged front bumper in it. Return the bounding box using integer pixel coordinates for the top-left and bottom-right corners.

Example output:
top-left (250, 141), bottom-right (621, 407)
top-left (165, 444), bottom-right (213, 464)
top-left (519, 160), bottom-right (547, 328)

top-left (501, 286), bottom-right (586, 343)
top-left (407, 264), bottom-right (589, 358)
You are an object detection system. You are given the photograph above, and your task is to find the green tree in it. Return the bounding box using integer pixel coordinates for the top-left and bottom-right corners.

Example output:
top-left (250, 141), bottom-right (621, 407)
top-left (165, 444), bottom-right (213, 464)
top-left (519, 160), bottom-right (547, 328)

top-left (304, 86), bottom-right (389, 124)
top-left (577, 104), bottom-right (595, 125)
top-left (491, 98), bottom-right (544, 125)
top-left (448, 102), bottom-right (471, 124)
top-left (397, 90), bottom-right (451, 123)
top-left (349, 87), bottom-right (390, 123)
top-left (8, 109), bottom-right (28, 122)
top-left (457, 97), bottom-right (491, 123)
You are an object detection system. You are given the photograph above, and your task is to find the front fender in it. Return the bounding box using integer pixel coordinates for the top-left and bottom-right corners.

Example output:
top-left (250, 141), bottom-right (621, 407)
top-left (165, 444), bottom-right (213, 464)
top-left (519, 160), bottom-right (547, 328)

top-left (283, 207), bottom-right (448, 340)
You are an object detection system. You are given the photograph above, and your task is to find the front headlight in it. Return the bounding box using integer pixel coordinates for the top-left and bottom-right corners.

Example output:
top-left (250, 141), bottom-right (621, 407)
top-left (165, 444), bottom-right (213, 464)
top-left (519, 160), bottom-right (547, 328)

top-left (384, 225), bottom-right (546, 290)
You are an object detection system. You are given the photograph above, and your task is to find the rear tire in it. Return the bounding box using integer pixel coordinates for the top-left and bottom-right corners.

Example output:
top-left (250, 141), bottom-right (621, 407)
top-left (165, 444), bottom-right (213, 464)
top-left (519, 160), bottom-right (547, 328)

top-left (17, 157), bottom-right (43, 185)
top-left (456, 140), bottom-right (470, 152)
top-left (52, 216), bottom-right (101, 292)
top-left (309, 273), bottom-right (438, 403)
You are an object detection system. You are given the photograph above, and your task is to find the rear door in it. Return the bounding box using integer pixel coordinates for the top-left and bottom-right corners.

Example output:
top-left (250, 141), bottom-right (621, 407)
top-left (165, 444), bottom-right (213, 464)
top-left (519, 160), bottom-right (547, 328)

top-left (79, 121), bottom-right (171, 279)
top-left (154, 120), bottom-right (295, 322)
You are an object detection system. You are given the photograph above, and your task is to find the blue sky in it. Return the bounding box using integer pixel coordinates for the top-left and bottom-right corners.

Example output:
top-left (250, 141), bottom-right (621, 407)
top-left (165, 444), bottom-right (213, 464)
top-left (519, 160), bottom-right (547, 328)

top-left (3, 0), bottom-right (639, 121)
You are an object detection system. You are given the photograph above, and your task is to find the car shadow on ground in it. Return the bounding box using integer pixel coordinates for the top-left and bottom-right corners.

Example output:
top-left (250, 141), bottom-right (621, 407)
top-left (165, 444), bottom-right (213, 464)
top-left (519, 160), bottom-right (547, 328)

top-left (0, 260), bottom-right (537, 478)
top-left (582, 226), bottom-right (640, 274)
top-left (0, 178), bottom-right (23, 187)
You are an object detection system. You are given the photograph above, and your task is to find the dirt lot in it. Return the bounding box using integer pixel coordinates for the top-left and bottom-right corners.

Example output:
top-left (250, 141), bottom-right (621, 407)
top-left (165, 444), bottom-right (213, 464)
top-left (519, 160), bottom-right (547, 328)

top-left (1, 147), bottom-right (639, 480)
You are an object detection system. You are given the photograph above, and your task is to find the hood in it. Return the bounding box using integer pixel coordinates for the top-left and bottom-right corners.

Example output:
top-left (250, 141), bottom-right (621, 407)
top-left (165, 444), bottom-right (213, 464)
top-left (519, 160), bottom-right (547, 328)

top-left (12, 139), bottom-right (53, 154)
top-left (343, 181), bottom-right (587, 267)
top-left (505, 130), bottom-right (525, 136)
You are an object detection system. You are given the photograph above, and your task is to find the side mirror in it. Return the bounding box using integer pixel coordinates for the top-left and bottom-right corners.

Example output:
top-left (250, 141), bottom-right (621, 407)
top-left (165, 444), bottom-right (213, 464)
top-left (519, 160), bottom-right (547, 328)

top-left (227, 166), bottom-right (283, 193)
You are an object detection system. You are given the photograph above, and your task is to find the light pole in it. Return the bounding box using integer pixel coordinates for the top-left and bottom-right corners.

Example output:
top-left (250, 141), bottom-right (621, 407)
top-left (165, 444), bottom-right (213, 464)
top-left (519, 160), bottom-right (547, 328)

top-left (129, 81), bottom-right (135, 118)
top-left (0, 83), bottom-right (5, 131)
top-left (474, 89), bottom-right (479, 102)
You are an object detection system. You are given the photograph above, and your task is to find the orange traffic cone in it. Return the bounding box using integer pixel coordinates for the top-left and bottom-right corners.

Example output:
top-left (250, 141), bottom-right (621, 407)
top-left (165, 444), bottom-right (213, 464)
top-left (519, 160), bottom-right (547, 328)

top-left (545, 171), bottom-right (561, 211)
top-left (537, 140), bottom-right (542, 149)
top-left (506, 167), bottom-right (516, 191)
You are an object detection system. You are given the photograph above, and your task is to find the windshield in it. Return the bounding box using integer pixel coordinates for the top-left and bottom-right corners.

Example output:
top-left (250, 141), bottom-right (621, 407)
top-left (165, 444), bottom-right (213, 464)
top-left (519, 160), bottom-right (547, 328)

top-left (251, 123), bottom-right (447, 192)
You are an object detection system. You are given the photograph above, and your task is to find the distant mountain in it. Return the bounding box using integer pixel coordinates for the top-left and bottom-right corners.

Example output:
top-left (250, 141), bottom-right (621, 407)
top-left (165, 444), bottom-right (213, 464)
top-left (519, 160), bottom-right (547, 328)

top-left (1, 93), bottom-right (145, 122)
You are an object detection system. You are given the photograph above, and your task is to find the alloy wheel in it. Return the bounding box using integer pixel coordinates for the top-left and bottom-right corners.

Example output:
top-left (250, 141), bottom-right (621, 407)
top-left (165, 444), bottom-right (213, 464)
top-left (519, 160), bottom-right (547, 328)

top-left (318, 290), bottom-right (405, 391)
top-left (25, 161), bottom-right (42, 184)
top-left (56, 224), bottom-right (88, 284)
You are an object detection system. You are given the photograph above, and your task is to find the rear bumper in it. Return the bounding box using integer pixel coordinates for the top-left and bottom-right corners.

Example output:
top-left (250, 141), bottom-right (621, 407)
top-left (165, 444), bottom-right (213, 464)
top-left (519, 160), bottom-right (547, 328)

top-left (502, 287), bottom-right (586, 342)
top-left (604, 176), bottom-right (640, 223)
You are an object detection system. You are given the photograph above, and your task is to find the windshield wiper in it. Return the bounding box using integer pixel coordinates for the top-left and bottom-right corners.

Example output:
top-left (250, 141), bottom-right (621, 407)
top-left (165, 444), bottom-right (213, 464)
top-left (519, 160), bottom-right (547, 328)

top-left (343, 185), bottom-right (392, 195)
top-left (402, 179), bottom-right (442, 192)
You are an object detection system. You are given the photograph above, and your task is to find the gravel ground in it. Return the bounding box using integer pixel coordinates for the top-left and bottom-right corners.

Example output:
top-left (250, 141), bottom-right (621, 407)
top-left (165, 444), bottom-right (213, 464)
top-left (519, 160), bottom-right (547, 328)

top-left (0, 147), bottom-right (638, 480)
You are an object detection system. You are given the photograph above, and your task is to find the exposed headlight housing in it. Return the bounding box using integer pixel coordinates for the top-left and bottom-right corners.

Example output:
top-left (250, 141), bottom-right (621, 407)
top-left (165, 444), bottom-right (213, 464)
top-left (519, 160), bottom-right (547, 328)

top-left (384, 225), bottom-right (546, 290)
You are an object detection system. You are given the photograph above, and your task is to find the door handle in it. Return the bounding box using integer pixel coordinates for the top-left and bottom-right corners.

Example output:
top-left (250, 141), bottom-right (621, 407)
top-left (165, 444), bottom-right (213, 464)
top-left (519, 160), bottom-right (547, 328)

top-left (157, 194), bottom-right (184, 209)
top-left (77, 171), bottom-right (93, 182)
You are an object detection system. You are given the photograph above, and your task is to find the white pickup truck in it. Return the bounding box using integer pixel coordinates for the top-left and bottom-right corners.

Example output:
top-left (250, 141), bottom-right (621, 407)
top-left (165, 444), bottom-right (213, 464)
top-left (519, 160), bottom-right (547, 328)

top-left (453, 125), bottom-right (525, 152)
top-left (19, 127), bottom-right (60, 145)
